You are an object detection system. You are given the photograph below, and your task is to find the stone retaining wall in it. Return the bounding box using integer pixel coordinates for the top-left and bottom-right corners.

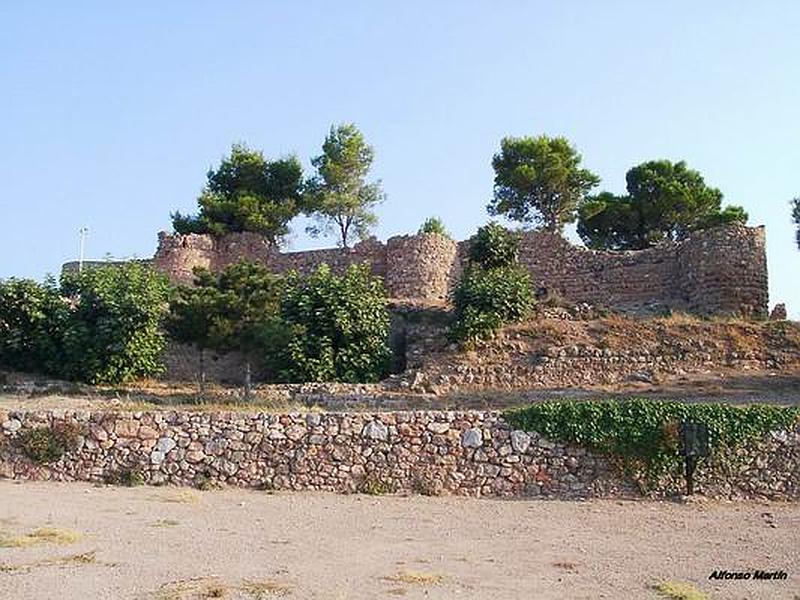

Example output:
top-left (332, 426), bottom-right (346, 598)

top-left (151, 224), bottom-right (768, 317)
top-left (1, 409), bottom-right (797, 500)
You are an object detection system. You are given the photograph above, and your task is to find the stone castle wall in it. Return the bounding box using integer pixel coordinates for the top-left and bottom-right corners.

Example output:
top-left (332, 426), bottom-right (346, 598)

top-left (151, 224), bottom-right (768, 316)
top-left (1, 409), bottom-right (797, 500)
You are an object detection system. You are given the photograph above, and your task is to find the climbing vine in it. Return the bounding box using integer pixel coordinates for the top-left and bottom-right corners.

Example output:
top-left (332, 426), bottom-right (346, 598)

top-left (504, 399), bottom-right (799, 489)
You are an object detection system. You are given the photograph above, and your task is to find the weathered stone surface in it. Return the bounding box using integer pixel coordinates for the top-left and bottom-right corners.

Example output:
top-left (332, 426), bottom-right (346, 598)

top-left (89, 424), bottom-right (108, 441)
top-left (461, 428), bottom-right (482, 448)
top-left (362, 421), bottom-right (389, 442)
top-left (510, 430), bottom-right (531, 454)
top-left (2, 419), bottom-right (21, 432)
top-left (286, 425), bottom-right (307, 442)
top-left (114, 420), bottom-right (140, 438)
top-left (156, 437), bottom-right (177, 454)
top-left (138, 425), bottom-right (159, 440)
top-left (427, 422), bottom-right (450, 434)
top-left (185, 450), bottom-right (206, 463)
top-left (153, 224), bottom-right (767, 319)
top-left (1, 408), bottom-right (796, 501)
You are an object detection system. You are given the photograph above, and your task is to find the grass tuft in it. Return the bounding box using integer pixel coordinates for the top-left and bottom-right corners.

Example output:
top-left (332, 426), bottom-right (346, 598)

top-left (240, 578), bottom-right (293, 597)
top-left (151, 519), bottom-right (181, 528)
top-left (654, 580), bottom-right (709, 600)
top-left (383, 571), bottom-right (445, 586)
top-left (0, 527), bottom-right (82, 548)
top-left (154, 490), bottom-right (200, 504)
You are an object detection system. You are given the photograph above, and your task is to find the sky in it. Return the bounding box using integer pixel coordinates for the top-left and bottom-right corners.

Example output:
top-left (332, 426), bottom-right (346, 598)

top-left (1, 2), bottom-right (798, 317)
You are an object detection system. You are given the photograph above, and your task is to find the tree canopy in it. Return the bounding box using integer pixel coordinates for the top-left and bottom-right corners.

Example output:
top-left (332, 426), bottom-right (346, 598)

top-left (171, 260), bottom-right (286, 395)
top-left (0, 277), bottom-right (68, 375)
top-left (488, 135), bottom-right (599, 233)
top-left (792, 197), bottom-right (800, 250)
top-left (59, 263), bottom-right (171, 384)
top-left (275, 264), bottom-right (391, 383)
top-left (1, 263), bottom-right (170, 384)
top-left (172, 143), bottom-right (304, 245)
top-left (577, 160), bottom-right (748, 250)
top-left (304, 124), bottom-right (384, 248)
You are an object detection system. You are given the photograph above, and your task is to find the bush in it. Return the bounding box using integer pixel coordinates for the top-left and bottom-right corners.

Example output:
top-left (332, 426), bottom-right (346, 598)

top-left (1, 263), bottom-right (170, 385)
top-left (418, 217), bottom-right (450, 237)
top-left (0, 277), bottom-right (69, 374)
top-left (451, 266), bottom-right (532, 344)
top-left (17, 423), bottom-right (83, 464)
top-left (59, 263), bottom-right (171, 384)
top-left (468, 222), bottom-right (519, 269)
top-left (107, 467), bottom-right (145, 487)
top-left (274, 264), bottom-right (391, 383)
top-left (505, 399), bottom-right (799, 489)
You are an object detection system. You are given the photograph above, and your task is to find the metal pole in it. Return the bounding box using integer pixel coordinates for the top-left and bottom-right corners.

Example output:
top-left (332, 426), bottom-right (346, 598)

top-left (78, 227), bottom-right (89, 273)
top-left (685, 455), bottom-right (696, 495)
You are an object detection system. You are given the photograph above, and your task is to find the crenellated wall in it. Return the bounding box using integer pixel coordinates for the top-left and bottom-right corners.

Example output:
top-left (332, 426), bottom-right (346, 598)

top-left (150, 225), bottom-right (769, 317)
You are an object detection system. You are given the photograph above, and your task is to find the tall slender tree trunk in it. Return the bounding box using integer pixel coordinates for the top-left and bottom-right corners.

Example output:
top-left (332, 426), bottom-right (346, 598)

top-left (198, 347), bottom-right (206, 396)
top-left (339, 218), bottom-right (350, 248)
top-left (244, 359), bottom-right (252, 401)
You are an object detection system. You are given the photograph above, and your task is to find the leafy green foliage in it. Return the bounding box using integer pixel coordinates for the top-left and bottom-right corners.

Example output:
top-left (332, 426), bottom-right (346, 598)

top-left (489, 135), bottom-right (599, 233)
top-left (451, 221), bottom-right (532, 345)
top-left (505, 399), bottom-right (799, 487)
top-left (304, 123), bottom-right (384, 248)
top-left (59, 263), bottom-right (171, 384)
top-left (451, 266), bottom-right (532, 345)
top-left (578, 160), bottom-right (748, 250)
top-left (166, 278), bottom-right (227, 390)
top-left (792, 197), bottom-right (800, 250)
top-left (274, 264), bottom-right (391, 383)
top-left (172, 143), bottom-right (304, 245)
top-left (0, 264), bottom-right (169, 384)
top-left (468, 222), bottom-right (519, 269)
top-left (167, 283), bottom-right (220, 353)
top-left (166, 260), bottom-right (389, 386)
top-left (199, 261), bottom-right (284, 357)
top-left (17, 423), bottom-right (83, 464)
top-left (184, 261), bottom-right (286, 392)
top-left (0, 277), bottom-right (68, 374)
top-left (418, 217), bottom-right (450, 237)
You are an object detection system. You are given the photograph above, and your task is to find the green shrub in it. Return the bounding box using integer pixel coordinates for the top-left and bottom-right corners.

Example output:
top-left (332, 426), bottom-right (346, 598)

top-left (59, 263), bottom-right (171, 384)
top-left (0, 277), bottom-right (69, 374)
top-left (1, 264), bottom-right (170, 385)
top-left (505, 399), bottom-right (799, 488)
top-left (17, 423), bottom-right (83, 464)
top-left (274, 264), bottom-right (391, 383)
top-left (451, 266), bottom-right (532, 345)
top-left (359, 476), bottom-right (395, 495)
top-left (107, 467), bottom-right (145, 487)
top-left (468, 222), bottom-right (519, 269)
top-left (418, 217), bottom-right (450, 237)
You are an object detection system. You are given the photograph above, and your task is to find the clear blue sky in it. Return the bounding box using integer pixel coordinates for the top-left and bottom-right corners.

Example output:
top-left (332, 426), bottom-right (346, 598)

top-left (2, 2), bottom-right (798, 316)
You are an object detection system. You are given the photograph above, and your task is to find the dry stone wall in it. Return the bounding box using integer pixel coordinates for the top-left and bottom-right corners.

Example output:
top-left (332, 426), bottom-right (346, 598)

top-left (151, 224), bottom-right (768, 316)
top-left (1, 409), bottom-right (797, 500)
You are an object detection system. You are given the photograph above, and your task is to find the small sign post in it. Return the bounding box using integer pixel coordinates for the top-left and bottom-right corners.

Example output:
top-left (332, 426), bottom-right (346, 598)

top-left (679, 421), bottom-right (709, 495)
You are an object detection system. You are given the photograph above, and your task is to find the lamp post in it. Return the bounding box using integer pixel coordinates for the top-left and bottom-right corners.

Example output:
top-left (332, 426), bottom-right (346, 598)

top-left (78, 227), bottom-right (89, 273)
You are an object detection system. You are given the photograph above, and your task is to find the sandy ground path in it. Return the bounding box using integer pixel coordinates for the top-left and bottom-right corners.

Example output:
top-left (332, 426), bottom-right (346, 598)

top-left (0, 481), bottom-right (797, 600)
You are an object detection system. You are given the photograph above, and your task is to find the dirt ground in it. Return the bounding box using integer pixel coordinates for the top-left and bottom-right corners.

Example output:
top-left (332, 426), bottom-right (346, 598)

top-left (2, 366), bottom-right (800, 414)
top-left (0, 481), bottom-right (797, 600)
